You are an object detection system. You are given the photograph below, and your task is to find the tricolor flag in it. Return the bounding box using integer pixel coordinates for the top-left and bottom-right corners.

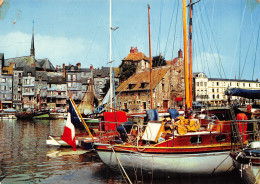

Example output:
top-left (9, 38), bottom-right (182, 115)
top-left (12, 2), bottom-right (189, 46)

top-left (62, 112), bottom-right (77, 151)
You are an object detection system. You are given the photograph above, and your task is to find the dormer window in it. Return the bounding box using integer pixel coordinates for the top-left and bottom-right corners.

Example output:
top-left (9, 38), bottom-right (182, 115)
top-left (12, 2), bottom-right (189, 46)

top-left (140, 82), bottom-right (148, 89)
top-left (129, 84), bottom-right (136, 89)
top-left (28, 72), bottom-right (32, 76)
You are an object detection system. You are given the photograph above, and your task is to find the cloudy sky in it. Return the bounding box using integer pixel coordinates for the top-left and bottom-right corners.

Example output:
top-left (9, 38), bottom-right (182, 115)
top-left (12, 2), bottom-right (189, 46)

top-left (0, 0), bottom-right (259, 81)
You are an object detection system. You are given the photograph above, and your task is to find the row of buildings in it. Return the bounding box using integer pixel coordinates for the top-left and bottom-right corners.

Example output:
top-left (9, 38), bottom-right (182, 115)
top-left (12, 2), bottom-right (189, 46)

top-left (0, 31), bottom-right (259, 112)
top-left (114, 47), bottom-right (260, 113)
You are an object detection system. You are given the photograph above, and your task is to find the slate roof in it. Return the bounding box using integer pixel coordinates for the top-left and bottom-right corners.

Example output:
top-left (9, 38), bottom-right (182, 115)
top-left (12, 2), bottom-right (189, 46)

top-left (36, 71), bottom-right (48, 81)
top-left (122, 52), bottom-right (149, 62)
top-left (93, 67), bottom-right (119, 78)
top-left (36, 59), bottom-right (55, 71)
top-left (5, 56), bottom-right (35, 68)
top-left (47, 76), bottom-right (66, 84)
top-left (5, 56), bottom-right (56, 71)
top-left (116, 67), bottom-right (169, 92)
top-left (22, 66), bottom-right (36, 77)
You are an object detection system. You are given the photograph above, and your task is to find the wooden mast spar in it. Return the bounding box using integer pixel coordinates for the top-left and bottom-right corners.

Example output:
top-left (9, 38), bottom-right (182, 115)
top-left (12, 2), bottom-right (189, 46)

top-left (189, 0), bottom-right (193, 107)
top-left (182, 0), bottom-right (190, 109)
top-left (188, 0), bottom-right (200, 108)
top-left (148, 4), bottom-right (153, 109)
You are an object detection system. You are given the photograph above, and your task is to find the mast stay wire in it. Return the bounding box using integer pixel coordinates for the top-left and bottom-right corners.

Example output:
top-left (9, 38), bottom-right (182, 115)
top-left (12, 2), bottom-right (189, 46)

top-left (171, 0), bottom-right (181, 59)
top-left (193, 1), bottom-right (213, 78)
top-left (193, 7), bottom-right (211, 78)
top-left (199, 9), bottom-right (222, 78)
top-left (112, 31), bottom-right (123, 67)
top-left (204, 8), bottom-right (226, 79)
top-left (240, 7), bottom-right (260, 79)
top-left (156, 0), bottom-right (164, 57)
top-left (163, 0), bottom-right (177, 59)
top-left (251, 20), bottom-right (260, 81)
top-left (83, 0), bottom-right (109, 64)
top-left (228, 3), bottom-right (247, 80)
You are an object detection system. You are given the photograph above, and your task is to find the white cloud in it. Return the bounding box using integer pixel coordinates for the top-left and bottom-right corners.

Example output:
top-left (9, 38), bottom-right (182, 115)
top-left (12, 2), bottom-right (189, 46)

top-left (193, 52), bottom-right (231, 79)
top-left (0, 31), bottom-right (103, 67)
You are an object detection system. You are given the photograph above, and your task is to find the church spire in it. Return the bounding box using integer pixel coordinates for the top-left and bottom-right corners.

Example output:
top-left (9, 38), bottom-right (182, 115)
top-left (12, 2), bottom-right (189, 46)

top-left (30, 20), bottom-right (35, 57)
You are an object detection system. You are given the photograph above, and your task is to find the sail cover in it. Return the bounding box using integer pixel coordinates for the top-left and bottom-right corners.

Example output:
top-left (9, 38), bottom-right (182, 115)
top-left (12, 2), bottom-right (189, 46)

top-left (225, 88), bottom-right (260, 99)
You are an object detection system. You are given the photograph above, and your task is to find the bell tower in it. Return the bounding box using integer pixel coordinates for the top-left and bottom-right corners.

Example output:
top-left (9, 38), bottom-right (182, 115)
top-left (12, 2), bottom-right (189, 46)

top-left (30, 20), bottom-right (35, 58)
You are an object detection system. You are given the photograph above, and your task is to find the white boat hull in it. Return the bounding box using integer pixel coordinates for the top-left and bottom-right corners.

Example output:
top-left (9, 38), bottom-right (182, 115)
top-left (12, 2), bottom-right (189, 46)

top-left (96, 148), bottom-right (234, 175)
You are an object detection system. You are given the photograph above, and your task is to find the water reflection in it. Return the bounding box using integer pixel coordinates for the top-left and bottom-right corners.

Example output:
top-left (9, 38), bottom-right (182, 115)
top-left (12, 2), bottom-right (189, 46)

top-left (0, 119), bottom-right (244, 184)
top-left (0, 119), bottom-right (122, 184)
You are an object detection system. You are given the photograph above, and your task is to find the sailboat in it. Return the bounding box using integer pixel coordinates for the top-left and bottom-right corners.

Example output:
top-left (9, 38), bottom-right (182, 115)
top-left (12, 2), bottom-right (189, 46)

top-left (93, 1), bottom-right (253, 176)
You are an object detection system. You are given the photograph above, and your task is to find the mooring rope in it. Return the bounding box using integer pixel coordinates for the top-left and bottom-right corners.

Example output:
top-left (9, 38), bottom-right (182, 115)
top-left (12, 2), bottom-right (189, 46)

top-left (111, 146), bottom-right (132, 184)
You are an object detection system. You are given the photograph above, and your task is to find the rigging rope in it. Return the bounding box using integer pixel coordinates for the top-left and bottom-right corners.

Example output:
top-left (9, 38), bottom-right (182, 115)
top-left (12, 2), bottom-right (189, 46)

top-left (111, 146), bottom-right (133, 184)
top-left (156, 0), bottom-right (164, 56)
top-left (229, 3), bottom-right (247, 80)
top-left (204, 8), bottom-right (226, 79)
top-left (200, 11), bottom-right (222, 78)
top-left (163, 0), bottom-right (177, 58)
top-left (240, 9), bottom-right (260, 79)
top-left (252, 20), bottom-right (260, 80)
top-left (171, 0), bottom-right (180, 59)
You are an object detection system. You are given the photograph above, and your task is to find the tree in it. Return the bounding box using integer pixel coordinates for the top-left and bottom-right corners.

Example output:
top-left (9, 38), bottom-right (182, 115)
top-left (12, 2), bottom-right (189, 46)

top-left (152, 55), bottom-right (166, 67)
top-left (119, 64), bottom-right (137, 81)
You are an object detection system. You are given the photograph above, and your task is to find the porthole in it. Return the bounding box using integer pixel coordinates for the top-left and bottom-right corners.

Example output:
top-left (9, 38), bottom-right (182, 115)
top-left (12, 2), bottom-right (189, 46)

top-left (190, 137), bottom-right (202, 144)
top-left (216, 135), bottom-right (226, 142)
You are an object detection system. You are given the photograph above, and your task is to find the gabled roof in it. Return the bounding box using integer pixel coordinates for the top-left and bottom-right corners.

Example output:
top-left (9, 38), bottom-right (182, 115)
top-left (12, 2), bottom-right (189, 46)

top-left (122, 52), bottom-right (149, 62)
top-left (36, 58), bottom-right (55, 71)
top-left (116, 67), bottom-right (169, 92)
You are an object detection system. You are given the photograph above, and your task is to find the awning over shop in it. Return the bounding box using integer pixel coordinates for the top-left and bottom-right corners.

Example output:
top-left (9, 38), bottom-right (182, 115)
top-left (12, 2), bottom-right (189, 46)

top-left (175, 95), bottom-right (183, 101)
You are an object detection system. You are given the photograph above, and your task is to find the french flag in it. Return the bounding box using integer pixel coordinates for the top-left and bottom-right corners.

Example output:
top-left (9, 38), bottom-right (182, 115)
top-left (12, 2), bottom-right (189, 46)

top-left (62, 112), bottom-right (77, 151)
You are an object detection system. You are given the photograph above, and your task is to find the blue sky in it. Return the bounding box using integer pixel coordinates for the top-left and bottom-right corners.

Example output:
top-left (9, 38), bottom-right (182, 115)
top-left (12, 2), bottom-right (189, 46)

top-left (0, 0), bottom-right (260, 81)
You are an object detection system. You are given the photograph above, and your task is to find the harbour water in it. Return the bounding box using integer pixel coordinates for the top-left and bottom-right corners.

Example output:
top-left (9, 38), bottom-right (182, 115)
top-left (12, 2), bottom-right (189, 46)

top-left (0, 119), bottom-right (245, 184)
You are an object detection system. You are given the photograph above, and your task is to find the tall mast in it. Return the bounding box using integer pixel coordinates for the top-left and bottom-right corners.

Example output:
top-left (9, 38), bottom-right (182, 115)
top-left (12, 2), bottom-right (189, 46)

top-left (182, 0), bottom-right (190, 109)
top-left (109, 0), bottom-right (113, 112)
top-left (148, 4), bottom-right (153, 109)
top-left (188, 0), bottom-right (193, 107)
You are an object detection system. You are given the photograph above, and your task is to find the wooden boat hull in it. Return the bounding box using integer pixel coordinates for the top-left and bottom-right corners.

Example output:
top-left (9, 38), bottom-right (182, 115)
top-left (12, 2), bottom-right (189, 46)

top-left (95, 144), bottom-right (233, 175)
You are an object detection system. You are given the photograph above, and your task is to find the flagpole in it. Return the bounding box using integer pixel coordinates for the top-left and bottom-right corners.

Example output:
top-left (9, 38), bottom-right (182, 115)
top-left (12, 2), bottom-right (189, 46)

top-left (70, 97), bottom-right (95, 141)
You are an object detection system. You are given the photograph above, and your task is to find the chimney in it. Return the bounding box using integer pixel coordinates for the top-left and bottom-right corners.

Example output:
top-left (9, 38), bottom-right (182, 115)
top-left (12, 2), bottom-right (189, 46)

top-left (130, 47), bottom-right (138, 53)
top-left (256, 78), bottom-right (259, 82)
top-left (63, 63), bottom-right (66, 78)
top-left (76, 62), bottom-right (81, 69)
top-left (178, 49), bottom-right (183, 58)
top-left (130, 47), bottom-right (134, 53)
